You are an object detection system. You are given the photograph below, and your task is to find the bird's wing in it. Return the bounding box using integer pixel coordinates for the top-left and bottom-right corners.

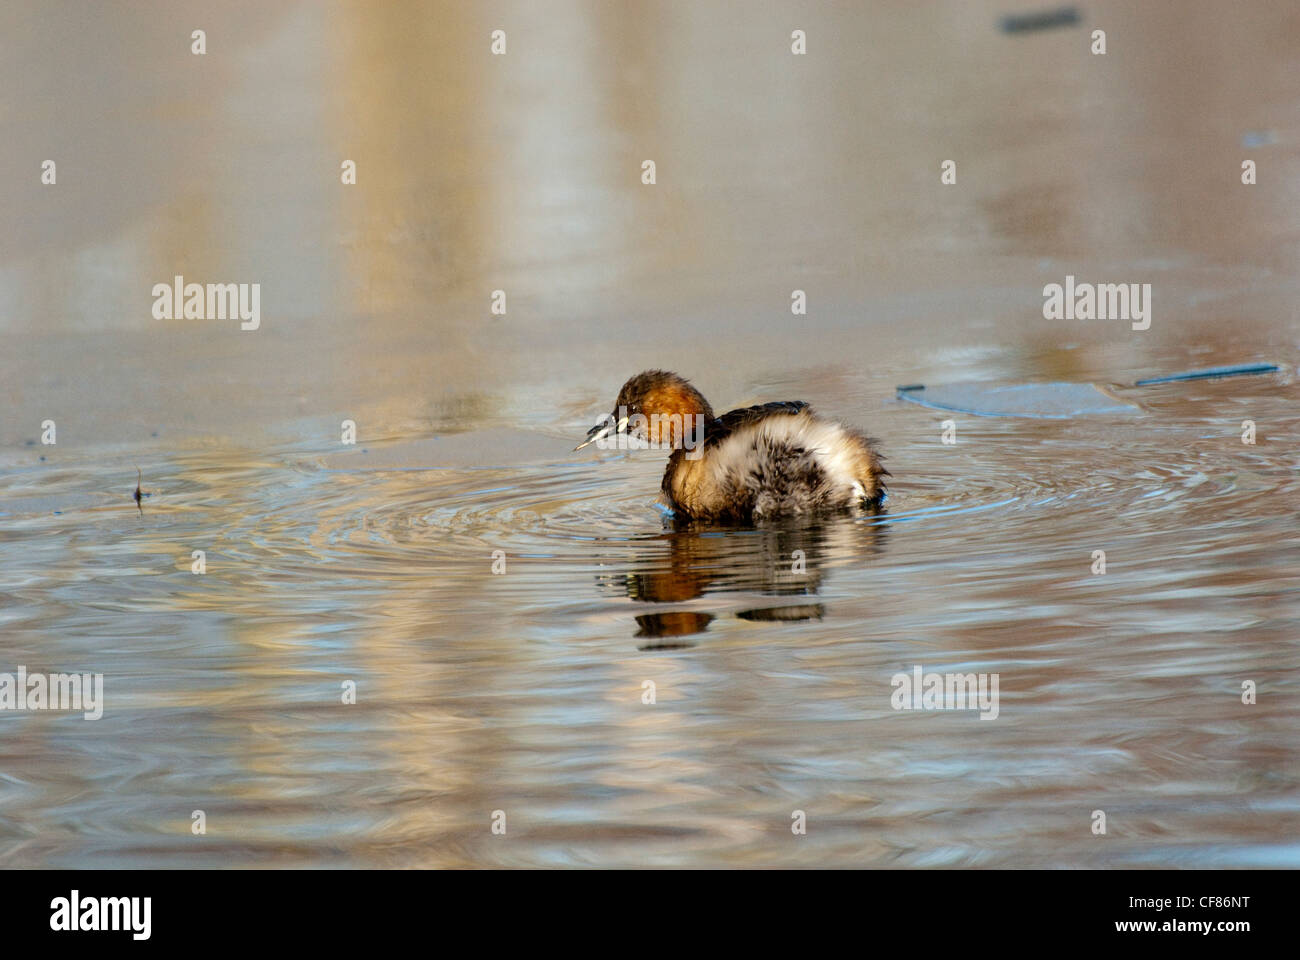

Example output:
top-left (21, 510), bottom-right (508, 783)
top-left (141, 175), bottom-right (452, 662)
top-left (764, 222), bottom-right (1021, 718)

top-left (706, 401), bottom-right (810, 446)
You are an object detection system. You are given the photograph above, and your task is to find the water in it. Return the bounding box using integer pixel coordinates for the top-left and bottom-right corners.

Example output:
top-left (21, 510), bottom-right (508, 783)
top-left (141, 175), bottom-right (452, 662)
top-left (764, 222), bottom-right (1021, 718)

top-left (2, 0), bottom-right (1298, 868)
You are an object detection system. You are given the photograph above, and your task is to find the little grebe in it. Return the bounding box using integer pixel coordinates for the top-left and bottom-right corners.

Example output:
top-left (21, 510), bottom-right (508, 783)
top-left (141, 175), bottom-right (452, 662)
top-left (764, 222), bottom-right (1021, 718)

top-left (575, 370), bottom-right (887, 521)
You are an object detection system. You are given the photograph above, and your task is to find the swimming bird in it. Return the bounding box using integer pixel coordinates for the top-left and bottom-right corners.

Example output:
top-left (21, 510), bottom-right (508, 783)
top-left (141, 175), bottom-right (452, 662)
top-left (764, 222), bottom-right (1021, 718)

top-left (575, 370), bottom-right (887, 522)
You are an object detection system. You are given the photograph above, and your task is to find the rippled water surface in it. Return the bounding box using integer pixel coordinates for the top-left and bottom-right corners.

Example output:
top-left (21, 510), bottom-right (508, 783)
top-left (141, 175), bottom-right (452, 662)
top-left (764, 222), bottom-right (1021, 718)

top-left (2, 0), bottom-right (1299, 867)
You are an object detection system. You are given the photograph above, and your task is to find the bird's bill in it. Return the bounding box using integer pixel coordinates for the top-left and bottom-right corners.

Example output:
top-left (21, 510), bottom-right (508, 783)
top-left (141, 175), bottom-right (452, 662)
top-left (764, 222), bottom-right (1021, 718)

top-left (574, 420), bottom-right (612, 451)
top-left (573, 415), bottom-right (627, 451)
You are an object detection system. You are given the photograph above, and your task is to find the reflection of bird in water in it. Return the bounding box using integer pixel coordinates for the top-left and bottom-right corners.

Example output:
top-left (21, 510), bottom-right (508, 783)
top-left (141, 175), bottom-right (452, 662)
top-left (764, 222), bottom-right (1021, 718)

top-left (576, 371), bottom-right (888, 522)
top-left (633, 611), bottom-right (715, 643)
top-left (595, 518), bottom-right (888, 646)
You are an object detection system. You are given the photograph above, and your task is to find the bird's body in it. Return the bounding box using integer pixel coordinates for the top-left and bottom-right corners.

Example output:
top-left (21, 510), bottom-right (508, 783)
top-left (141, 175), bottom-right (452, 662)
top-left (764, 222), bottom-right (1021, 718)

top-left (576, 371), bottom-right (886, 522)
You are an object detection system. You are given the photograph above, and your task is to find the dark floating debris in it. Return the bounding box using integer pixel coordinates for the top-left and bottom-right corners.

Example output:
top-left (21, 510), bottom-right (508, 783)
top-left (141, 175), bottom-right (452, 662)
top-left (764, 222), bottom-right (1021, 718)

top-left (735, 604), bottom-right (825, 623)
top-left (134, 468), bottom-right (143, 515)
top-left (1134, 363), bottom-right (1280, 386)
top-left (1000, 6), bottom-right (1080, 33)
